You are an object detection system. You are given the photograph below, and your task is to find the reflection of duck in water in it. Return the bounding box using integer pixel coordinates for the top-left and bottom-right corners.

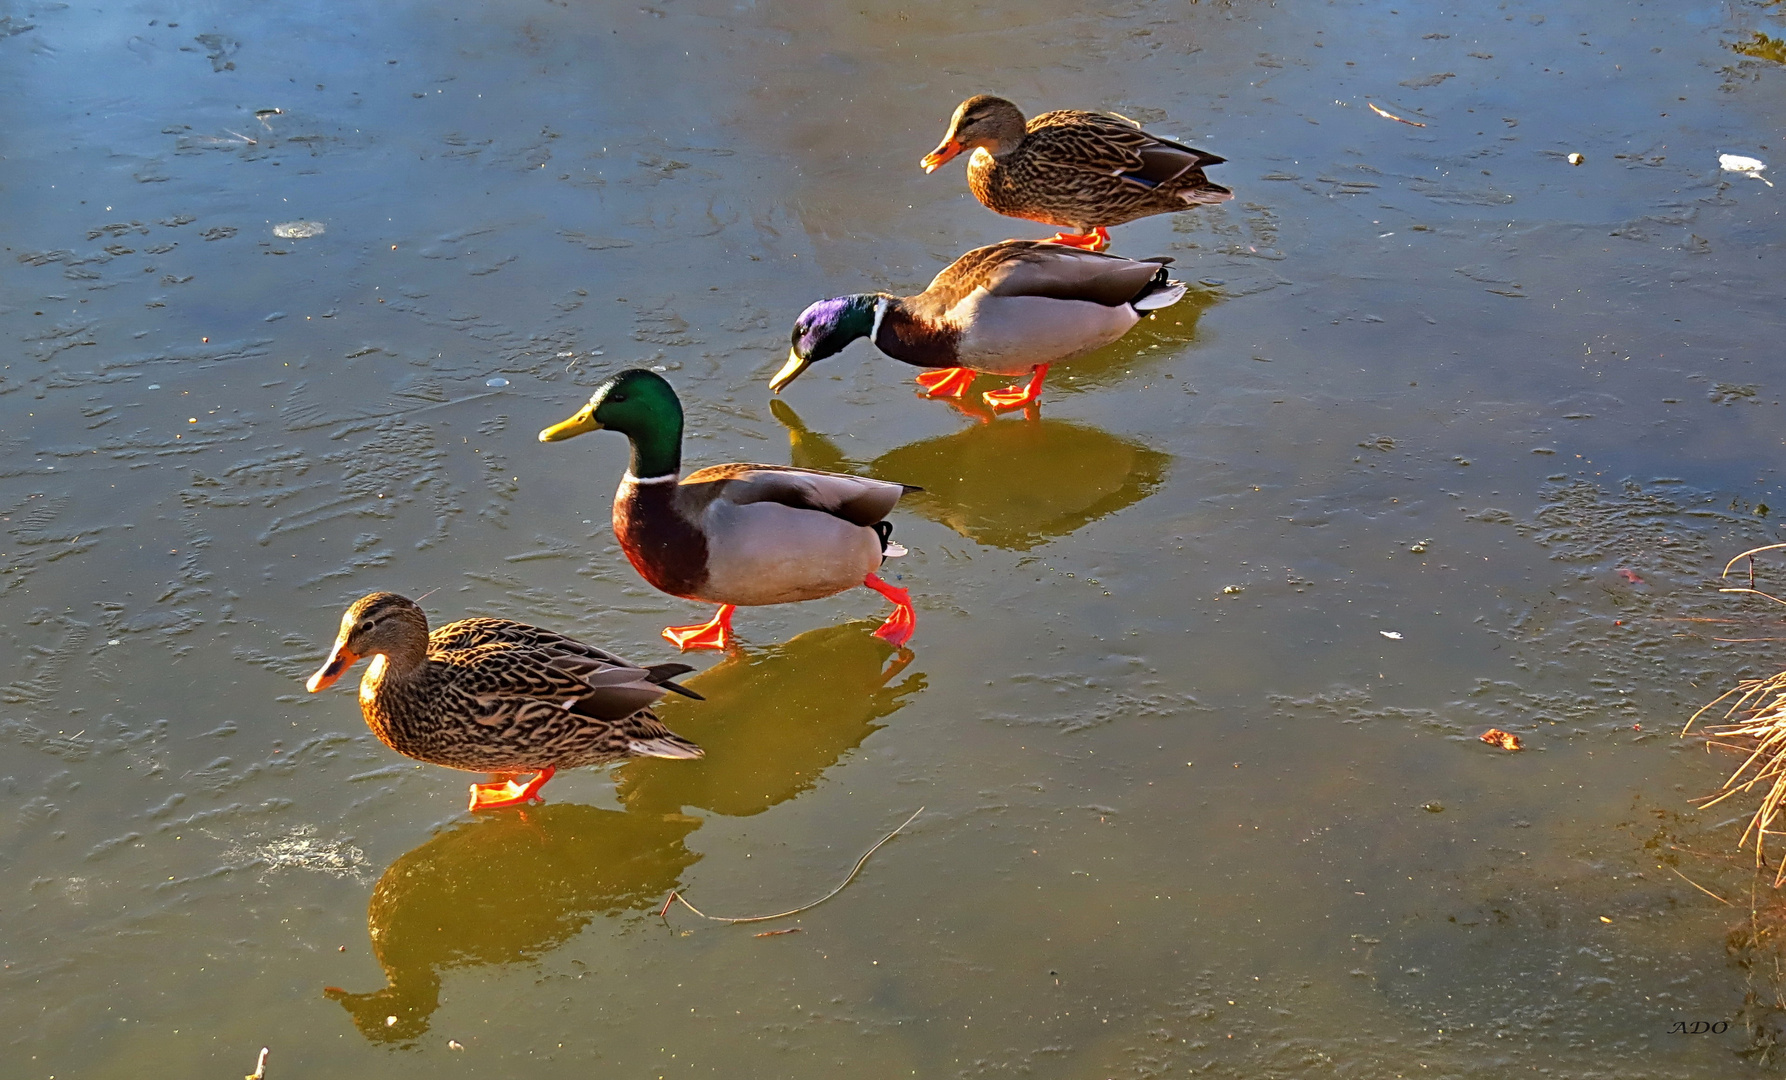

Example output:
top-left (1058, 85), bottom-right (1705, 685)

top-left (771, 400), bottom-right (1168, 552)
top-left (325, 805), bottom-right (699, 1044)
top-left (616, 623), bottom-right (925, 817)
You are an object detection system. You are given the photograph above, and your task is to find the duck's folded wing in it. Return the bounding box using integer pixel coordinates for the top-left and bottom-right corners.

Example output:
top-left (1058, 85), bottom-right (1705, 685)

top-left (1029, 110), bottom-right (1225, 188)
top-left (445, 645), bottom-right (674, 724)
top-left (431, 618), bottom-right (635, 666)
top-left (547, 652), bottom-right (703, 706)
top-left (429, 617), bottom-right (537, 651)
top-left (688, 463), bottom-right (914, 527)
top-left (981, 246), bottom-right (1170, 307)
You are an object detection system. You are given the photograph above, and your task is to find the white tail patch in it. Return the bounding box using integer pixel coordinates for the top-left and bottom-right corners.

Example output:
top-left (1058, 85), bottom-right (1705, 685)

top-left (883, 542), bottom-right (908, 558)
top-left (1133, 282), bottom-right (1186, 311)
top-left (628, 737), bottom-right (704, 760)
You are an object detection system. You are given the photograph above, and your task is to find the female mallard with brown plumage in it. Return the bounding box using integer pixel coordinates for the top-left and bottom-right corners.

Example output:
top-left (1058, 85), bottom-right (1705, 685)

top-left (921, 94), bottom-right (1231, 252)
top-left (306, 592), bottom-right (703, 810)
top-left (772, 239), bottom-right (1186, 410)
top-left (538, 369), bottom-right (918, 651)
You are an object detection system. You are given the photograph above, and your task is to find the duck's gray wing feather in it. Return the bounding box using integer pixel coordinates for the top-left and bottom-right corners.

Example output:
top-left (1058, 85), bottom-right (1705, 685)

top-left (686, 463), bottom-right (913, 527)
top-left (919, 241), bottom-right (1167, 313)
top-left (979, 246), bottom-right (1170, 307)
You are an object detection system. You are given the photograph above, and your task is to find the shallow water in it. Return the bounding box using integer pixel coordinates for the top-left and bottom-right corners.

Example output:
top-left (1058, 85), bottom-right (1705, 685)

top-left (4, 0), bottom-right (1786, 1075)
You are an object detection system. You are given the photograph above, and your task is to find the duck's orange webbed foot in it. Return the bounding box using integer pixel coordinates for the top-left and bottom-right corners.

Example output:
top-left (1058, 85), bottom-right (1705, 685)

top-left (914, 367), bottom-right (977, 398)
top-left (662, 604), bottom-right (735, 651)
top-left (1046, 228), bottom-right (1110, 252)
top-left (469, 766), bottom-right (556, 811)
top-left (863, 573), bottom-right (917, 647)
top-left (983, 364), bottom-right (1050, 411)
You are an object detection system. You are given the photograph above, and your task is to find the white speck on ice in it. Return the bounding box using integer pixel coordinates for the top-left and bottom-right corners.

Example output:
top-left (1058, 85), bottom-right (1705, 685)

top-left (1720, 154), bottom-right (1773, 186)
top-left (272, 220), bottom-right (326, 239)
top-left (1380, 630), bottom-right (1403, 640)
top-left (485, 376), bottom-right (509, 388)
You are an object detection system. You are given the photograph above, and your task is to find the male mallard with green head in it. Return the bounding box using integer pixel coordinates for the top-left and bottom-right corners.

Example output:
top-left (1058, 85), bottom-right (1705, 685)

top-left (306, 592), bottom-right (704, 810)
top-left (539, 369), bottom-right (918, 651)
top-left (921, 94), bottom-right (1231, 252)
top-left (773, 240), bottom-right (1186, 410)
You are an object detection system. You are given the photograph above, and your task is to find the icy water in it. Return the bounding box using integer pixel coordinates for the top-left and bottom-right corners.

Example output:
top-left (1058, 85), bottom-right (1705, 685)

top-left (5, 0), bottom-right (1786, 1076)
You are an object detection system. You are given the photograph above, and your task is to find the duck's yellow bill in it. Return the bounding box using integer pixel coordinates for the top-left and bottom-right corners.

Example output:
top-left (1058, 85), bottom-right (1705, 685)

top-left (769, 348), bottom-right (810, 395)
top-left (538, 406), bottom-right (602, 442)
top-left (306, 643), bottom-right (361, 693)
top-left (920, 139), bottom-right (963, 173)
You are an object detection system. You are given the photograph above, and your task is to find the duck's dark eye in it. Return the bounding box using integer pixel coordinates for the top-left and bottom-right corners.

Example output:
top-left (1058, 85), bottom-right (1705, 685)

top-left (358, 620), bottom-right (375, 633)
top-left (609, 392), bottom-right (628, 403)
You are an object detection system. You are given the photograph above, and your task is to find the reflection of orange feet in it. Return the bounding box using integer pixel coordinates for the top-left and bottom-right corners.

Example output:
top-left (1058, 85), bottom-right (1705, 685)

top-left (862, 573), bottom-right (917, 646)
top-left (879, 647), bottom-right (916, 685)
top-left (915, 367), bottom-right (976, 398)
top-left (469, 766), bottom-right (556, 811)
top-left (1046, 228), bottom-right (1110, 252)
top-left (662, 605), bottom-right (734, 651)
top-left (935, 393), bottom-right (996, 425)
top-left (983, 364), bottom-right (1050, 411)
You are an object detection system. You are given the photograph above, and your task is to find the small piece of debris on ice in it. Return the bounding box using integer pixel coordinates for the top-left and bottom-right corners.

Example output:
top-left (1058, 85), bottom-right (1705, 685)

top-left (1720, 154), bottom-right (1774, 186)
top-left (1380, 630), bottom-right (1403, 640)
top-left (485, 376), bottom-right (509, 388)
top-left (1479, 728), bottom-right (1523, 751)
top-left (1566, 152), bottom-right (1585, 166)
top-left (447, 1040), bottom-right (464, 1051)
top-left (272, 220), bottom-right (326, 239)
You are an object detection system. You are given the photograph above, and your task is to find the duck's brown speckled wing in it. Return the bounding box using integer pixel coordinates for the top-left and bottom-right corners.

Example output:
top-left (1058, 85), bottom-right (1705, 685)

top-left (431, 638), bottom-right (676, 723)
top-left (432, 618), bottom-right (700, 701)
top-left (430, 617), bottom-right (634, 667)
top-left (682, 462), bottom-right (914, 527)
top-left (968, 110), bottom-right (1231, 231)
top-left (919, 241), bottom-right (1170, 312)
top-left (1026, 110), bottom-right (1226, 190)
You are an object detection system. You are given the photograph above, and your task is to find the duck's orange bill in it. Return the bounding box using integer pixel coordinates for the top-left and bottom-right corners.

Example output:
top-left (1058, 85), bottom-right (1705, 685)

top-left (306, 643), bottom-right (361, 692)
top-left (920, 139), bottom-right (963, 173)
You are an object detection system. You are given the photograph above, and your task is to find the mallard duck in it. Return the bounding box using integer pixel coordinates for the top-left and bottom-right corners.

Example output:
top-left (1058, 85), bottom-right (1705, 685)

top-left (772, 240), bottom-right (1186, 410)
top-left (306, 592), bottom-right (704, 810)
top-left (538, 368), bottom-right (918, 651)
top-left (921, 95), bottom-right (1231, 251)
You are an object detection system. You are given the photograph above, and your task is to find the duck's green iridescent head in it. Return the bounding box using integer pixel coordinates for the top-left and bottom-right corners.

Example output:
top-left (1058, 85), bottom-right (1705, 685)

top-left (539, 368), bottom-right (685, 478)
top-left (770, 294), bottom-right (881, 394)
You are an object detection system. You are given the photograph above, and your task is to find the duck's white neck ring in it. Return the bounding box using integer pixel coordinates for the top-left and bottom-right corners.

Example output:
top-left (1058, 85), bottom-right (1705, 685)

top-left (870, 296), bottom-right (889, 351)
top-left (623, 471), bottom-right (680, 485)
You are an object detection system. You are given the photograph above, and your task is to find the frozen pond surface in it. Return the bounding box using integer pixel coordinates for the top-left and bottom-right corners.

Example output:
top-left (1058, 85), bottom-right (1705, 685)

top-left (4, 0), bottom-right (1786, 1075)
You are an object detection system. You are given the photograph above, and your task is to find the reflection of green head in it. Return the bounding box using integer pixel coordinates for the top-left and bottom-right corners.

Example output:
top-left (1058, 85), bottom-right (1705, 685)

top-left (538, 368), bottom-right (686, 478)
